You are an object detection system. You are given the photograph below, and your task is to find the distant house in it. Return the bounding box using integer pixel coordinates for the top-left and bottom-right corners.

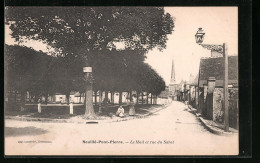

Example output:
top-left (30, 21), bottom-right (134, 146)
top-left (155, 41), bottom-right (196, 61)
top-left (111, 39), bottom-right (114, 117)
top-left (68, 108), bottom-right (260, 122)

top-left (157, 86), bottom-right (172, 104)
top-left (69, 92), bottom-right (85, 103)
top-left (177, 80), bottom-right (186, 101)
top-left (158, 86), bottom-right (171, 99)
top-left (47, 92), bottom-right (85, 104)
top-left (186, 74), bottom-right (199, 107)
top-left (53, 93), bottom-right (67, 103)
top-left (197, 56), bottom-right (238, 128)
top-left (45, 91), bottom-right (131, 104)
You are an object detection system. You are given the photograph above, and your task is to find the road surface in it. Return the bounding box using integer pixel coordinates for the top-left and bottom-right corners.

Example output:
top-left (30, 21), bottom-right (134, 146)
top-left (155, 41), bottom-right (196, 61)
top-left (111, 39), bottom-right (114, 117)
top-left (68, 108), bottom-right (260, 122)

top-left (5, 101), bottom-right (238, 155)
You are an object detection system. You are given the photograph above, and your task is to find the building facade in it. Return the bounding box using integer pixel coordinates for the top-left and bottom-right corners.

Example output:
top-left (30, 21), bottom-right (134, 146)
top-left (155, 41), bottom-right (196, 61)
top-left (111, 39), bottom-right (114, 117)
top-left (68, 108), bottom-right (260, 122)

top-left (197, 56), bottom-right (238, 129)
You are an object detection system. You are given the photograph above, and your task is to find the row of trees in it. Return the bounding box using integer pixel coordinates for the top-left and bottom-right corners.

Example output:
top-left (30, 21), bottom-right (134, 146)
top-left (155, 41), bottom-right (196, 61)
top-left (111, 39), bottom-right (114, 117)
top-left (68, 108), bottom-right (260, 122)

top-left (5, 44), bottom-right (165, 105)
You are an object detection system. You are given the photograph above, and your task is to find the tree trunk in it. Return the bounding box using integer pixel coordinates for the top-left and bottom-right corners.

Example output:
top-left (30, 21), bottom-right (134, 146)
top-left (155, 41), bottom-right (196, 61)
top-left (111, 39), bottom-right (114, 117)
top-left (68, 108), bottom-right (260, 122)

top-left (127, 92), bottom-right (130, 103)
top-left (10, 91), bottom-right (12, 102)
top-left (34, 94), bottom-right (37, 103)
top-left (99, 90), bottom-right (102, 113)
top-left (19, 91), bottom-right (26, 111)
top-left (84, 93), bottom-right (86, 106)
top-left (146, 92), bottom-right (149, 104)
top-left (141, 92), bottom-right (144, 105)
top-left (105, 91), bottom-right (108, 105)
top-left (66, 92), bottom-right (70, 105)
top-left (14, 91), bottom-right (17, 102)
top-left (119, 91), bottom-right (122, 105)
top-left (31, 94), bottom-right (34, 103)
top-left (79, 93), bottom-right (82, 104)
top-left (21, 91), bottom-right (25, 103)
top-left (111, 92), bottom-right (114, 104)
top-left (100, 91), bottom-right (103, 103)
top-left (45, 93), bottom-right (48, 105)
top-left (84, 84), bottom-right (96, 119)
top-left (151, 94), bottom-right (153, 104)
top-left (29, 93), bottom-right (32, 103)
top-left (187, 90), bottom-right (190, 104)
top-left (94, 91), bottom-right (97, 105)
top-left (136, 91), bottom-right (139, 105)
top-left (130, 91), bottom-right (133, 102)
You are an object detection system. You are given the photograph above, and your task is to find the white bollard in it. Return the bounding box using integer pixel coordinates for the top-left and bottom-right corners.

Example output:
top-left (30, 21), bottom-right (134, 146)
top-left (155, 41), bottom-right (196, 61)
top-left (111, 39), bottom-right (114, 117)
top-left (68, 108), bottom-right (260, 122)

top-left (70, 102), bottom-right (73, 115)
top-left (38, 103), bottom-right (41, 113)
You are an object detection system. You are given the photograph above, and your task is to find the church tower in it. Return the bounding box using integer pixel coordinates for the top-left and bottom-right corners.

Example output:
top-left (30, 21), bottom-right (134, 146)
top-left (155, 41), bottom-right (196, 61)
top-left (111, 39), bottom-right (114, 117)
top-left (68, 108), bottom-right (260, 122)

top-left (170, 59), bottom-right (176, 84)
top-left (169, 59), bottom-right (177, 100)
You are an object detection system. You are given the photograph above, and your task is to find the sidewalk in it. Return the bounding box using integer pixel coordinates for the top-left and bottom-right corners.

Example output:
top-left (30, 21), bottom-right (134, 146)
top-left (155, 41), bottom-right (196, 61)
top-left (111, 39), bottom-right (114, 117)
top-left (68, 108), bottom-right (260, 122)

top-left (187, 104), bottom-right (238, 135)
top-left (5, 104), bottom-right (169, 124)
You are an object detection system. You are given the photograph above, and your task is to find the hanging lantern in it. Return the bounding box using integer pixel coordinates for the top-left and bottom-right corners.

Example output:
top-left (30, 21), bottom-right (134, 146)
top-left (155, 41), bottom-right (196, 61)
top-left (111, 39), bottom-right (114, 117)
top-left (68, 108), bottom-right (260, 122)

top-left (195, 28), bottom-right (205, 44)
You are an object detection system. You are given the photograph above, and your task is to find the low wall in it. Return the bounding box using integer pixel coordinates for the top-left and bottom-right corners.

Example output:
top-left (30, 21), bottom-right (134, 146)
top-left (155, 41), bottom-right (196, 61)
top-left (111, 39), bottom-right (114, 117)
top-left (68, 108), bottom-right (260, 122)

top-left (212, 88), bottom-right (238, 129)
top-left (213, 88), bottom-right (224, 123)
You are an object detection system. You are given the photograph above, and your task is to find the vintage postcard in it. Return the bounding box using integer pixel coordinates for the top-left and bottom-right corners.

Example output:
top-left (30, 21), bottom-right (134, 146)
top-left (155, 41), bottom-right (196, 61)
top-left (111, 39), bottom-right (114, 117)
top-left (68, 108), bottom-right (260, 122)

top-left (4, 7), bottom-right (239, 156)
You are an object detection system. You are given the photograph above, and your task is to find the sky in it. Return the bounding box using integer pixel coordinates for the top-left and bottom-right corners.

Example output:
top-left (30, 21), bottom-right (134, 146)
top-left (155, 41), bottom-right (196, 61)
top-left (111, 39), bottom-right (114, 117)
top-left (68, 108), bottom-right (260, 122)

top-left (5, 7), bottom-right (238, 85)
top-left (145, 7), bottom-right (238, 85)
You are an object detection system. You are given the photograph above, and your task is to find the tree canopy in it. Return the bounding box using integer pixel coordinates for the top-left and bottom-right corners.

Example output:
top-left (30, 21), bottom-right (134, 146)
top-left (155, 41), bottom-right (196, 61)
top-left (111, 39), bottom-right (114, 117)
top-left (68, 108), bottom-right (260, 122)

top-left (6, 7), bottom-right (174, 57)
top-left (5, 45), bottom-right (53, 97)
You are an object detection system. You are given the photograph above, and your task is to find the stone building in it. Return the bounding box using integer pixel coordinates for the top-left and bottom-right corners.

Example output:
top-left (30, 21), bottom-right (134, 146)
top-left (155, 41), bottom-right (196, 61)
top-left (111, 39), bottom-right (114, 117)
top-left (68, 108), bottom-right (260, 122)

top-left (198, 56), bottom-right (238, 128)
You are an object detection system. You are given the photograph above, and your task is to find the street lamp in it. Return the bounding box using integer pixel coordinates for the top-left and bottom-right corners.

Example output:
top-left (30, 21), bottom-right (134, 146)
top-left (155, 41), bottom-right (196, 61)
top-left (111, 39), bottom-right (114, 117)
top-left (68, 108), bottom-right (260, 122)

top-left (195, 28), bottom-right (229, 132)
top-left (195, 28), bottom-right (205, 44)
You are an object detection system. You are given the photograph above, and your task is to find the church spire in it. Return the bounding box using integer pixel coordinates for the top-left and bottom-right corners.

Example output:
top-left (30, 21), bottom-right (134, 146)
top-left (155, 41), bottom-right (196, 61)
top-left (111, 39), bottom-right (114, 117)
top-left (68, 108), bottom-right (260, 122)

top-left (170, 59), bottom-right (176, 84)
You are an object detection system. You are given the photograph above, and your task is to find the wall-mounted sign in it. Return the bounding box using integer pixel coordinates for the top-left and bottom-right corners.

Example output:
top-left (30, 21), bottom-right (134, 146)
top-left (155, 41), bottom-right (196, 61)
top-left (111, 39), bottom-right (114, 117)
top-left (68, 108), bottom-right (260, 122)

top-left (83, 67), bottom-right (92, 73)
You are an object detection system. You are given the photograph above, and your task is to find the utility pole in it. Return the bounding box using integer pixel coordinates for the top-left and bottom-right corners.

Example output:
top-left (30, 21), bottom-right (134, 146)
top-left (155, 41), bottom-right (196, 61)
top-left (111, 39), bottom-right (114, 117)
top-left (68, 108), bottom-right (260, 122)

top-left (223, 43), bottom-right (229, 131)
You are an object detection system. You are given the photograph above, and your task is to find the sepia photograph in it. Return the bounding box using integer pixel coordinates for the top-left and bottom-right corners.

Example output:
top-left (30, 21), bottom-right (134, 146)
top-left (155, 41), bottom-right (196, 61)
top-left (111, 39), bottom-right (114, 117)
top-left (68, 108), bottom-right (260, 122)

top-left (4, 6), bottom-right (239, 156)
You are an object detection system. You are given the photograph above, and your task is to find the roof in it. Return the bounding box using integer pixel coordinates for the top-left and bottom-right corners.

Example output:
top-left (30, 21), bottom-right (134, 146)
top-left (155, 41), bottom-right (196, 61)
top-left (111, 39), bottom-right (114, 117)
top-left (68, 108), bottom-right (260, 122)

top-left (55, 92), bottom-right (80, 96)
top-left (55, 93), bottom-right (64, 95)
top-left (74, 92), bottom-right (81, 97)
top-left (199, 56), bottom-right (238, 87)
top-left (179, 80), bottom-right (185, 84)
